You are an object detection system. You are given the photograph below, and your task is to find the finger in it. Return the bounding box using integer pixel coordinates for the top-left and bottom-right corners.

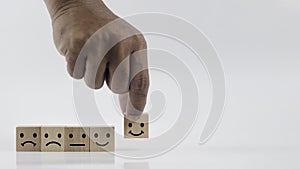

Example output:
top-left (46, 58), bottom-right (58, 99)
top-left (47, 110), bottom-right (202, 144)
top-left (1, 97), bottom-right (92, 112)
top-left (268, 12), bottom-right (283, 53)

top-left (84, 52), bottom-right (107, 89)
top-left (126, 38), bottom-right (149, 118)
top-left (65, 48), bottom-right (87, 79)
top-left (106, 39), bottom-right (132, 94)
top-left (64, 29), bottom-right (94, 79)
top-left (126, 69), bottom-right (149, 118)
top-left (119, 93), bottom-right (129, 114)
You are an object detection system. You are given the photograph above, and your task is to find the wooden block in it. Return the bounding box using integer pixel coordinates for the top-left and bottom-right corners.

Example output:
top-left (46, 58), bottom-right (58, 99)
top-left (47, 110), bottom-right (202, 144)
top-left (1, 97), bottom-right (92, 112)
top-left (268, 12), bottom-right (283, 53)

top-left (89, 126), bottom-right (115, 152)
top-left (64, 127), bottom-right (90, 152)
top-left (41, 127), bottom-right (65, 152)
top-left (16, 127), bottom-right (41, 152)
top-left (124, 114), bottom-right (149, 138)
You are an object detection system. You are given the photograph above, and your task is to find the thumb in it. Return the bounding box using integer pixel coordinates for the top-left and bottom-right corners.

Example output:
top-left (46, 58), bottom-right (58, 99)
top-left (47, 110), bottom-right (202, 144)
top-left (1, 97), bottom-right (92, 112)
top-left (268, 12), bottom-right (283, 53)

top-left (118, 93), bottom-right (128, 114)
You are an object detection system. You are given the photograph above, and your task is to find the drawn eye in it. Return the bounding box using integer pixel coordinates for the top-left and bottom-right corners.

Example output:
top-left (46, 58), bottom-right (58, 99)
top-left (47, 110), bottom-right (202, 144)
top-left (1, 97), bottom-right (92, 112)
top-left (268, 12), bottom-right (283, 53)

top-left (82, 133), bottom-right (86, 138)
top-left (69, 133), bottom-right (73, 138)
top-left (44, 133), bottom-right (48, 138)
top-left (140, 123), bottom-right (145, 128)
top-left (94, 133), bottom-right (98, 138)
top-left (33, 133), bottom-right (37, 138)
top-left (57, 133), bottom-right (62, 138)
top-left (20, 133), bottom-right (24, 138)
top-left (128, 123), bottom-right (132, 127)
top-left (106, 133), bottom-right (110, 138)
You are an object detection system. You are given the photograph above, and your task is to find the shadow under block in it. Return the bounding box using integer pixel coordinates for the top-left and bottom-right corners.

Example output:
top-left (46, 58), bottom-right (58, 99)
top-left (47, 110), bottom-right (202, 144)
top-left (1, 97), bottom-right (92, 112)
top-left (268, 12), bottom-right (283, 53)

top-left (41, 127), bottom-right (65, 152)
top-left (124, 114), bottom-right (149, 138)
top-left (64, 127), bottom-right (90, 152)
top-left (16, 127), bottom-right (41, 152)
top-left (89, 127), bottom-right (115, 152)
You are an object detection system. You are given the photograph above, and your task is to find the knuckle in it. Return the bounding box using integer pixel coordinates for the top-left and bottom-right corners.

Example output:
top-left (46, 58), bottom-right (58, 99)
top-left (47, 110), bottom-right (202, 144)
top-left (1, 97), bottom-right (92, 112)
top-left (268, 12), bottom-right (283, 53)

top-left (130, 77), bottom-right (149, 95)
top-left (69, 30), bottom-right (91, 50)
top-left (135, 34), bottom-right (147, 49)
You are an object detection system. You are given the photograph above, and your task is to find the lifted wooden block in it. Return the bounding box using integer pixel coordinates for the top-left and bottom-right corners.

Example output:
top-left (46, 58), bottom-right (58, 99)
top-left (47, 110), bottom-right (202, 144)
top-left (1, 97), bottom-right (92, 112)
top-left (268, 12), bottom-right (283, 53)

top-left (124, 114), bottom-right (149, 138)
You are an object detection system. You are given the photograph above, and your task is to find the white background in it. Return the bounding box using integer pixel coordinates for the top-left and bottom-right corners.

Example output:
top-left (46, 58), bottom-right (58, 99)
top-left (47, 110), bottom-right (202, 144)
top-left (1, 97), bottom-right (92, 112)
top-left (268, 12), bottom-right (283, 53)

top-left (0, 0), bottom-right (300, 168)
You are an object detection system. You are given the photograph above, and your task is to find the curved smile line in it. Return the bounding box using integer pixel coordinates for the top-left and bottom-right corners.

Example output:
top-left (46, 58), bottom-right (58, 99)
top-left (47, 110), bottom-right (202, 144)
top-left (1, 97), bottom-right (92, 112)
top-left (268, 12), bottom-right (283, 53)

top-left (21, 141), bottom-right (36, 147)
top-left (95, 142), bottom-right (109, 147)
top-left (46, 141), bottom-right (61, 147)
top-left (129, 130), bottom-right (144, 136)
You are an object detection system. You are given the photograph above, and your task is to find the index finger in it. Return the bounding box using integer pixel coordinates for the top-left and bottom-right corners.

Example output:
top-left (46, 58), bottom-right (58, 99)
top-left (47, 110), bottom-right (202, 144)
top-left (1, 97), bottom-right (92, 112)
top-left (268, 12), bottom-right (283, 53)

top-left (126, 43), bottom-right (149, 120)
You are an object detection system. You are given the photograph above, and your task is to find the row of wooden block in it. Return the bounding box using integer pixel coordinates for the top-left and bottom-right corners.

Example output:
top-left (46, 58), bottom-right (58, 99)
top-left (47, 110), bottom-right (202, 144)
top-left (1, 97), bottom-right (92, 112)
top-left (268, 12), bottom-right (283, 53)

top-left (16, 126), bottom-right (115, 152)
top-left (16, 114), bottom-right (149, 152)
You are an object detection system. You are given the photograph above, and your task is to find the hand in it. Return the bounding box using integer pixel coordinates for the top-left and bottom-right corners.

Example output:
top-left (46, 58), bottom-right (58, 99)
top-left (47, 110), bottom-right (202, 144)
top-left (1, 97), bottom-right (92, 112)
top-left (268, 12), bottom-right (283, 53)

top-left (45, 0), bottom-right (149, 120)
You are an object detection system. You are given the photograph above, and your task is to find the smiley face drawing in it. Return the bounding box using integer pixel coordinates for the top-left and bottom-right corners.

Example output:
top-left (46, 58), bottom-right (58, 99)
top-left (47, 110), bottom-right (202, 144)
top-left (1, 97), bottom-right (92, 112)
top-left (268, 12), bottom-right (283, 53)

top-left (64, 127), bottom-right (90, 152)
top-left (124, 114), bottom-right (149, 138)
top-left (89, 127), bottom-right (115, 152)
top-left (41, 127), bottom-right (64, 152)
top-left (16, 127), bottom-right (41, 152)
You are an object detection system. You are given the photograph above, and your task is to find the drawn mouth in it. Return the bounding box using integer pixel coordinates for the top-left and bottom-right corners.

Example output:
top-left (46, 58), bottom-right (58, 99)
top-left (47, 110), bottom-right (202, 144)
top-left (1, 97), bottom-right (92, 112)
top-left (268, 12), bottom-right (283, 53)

top-left (21, 141), bottom-right (36, 147)
top-left (129, 130), bottom-right (144, 136)
top-left (95, 142), bottom-right (109, 147)
top-left (46, 141), bottom-right (61, 147)
top-left (70, 143), bottom-right (86, 147)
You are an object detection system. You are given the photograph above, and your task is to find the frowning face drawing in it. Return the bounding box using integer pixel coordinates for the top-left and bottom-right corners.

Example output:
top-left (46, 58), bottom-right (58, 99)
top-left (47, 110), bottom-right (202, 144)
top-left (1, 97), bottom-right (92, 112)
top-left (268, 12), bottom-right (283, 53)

top-left (16, 127), bottom-right (41, 152)
top-left (41, 127), bottom-right (64, 152)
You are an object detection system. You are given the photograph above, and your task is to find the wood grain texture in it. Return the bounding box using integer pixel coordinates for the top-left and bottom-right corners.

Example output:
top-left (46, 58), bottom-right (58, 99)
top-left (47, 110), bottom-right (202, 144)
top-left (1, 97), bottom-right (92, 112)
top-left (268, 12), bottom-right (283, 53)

top-left (41, 127), bottom-right (65, 152)
top-left (124, 114), bottom-right (149, 138)
top-left (89, 126), bottom-right (115, 152)
top-left (16, 127), bottom-right (41, 152)
top-left (64, 127), bottom-right (90, 152)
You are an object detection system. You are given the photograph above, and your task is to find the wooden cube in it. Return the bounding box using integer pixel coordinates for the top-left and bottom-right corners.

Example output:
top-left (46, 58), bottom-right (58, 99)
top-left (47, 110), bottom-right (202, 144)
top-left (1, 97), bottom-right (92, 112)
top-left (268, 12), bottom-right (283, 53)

top-left (41, 127), bottom-right (65, 152)
top-left (124, 114), bottom-right (149, 138)
top-left (64, 127), bottom-right (90, 152)
top-left (89, 126), bottom-right (115, 152)
top-left (16, 127), bottom-right (41, 152)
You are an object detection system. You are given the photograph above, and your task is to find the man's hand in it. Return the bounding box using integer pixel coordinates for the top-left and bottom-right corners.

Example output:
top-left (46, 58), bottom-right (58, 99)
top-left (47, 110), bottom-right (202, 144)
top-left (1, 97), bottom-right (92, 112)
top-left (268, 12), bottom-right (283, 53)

top-left (44, 0), bottom-right (149, 120)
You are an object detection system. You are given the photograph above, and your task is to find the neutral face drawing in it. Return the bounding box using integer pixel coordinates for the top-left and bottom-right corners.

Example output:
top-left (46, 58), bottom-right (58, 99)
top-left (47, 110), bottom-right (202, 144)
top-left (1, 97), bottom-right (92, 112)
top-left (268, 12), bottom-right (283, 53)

top-left (90, 127), bottom-right (115, 152)
top-left (64, 127), bottom-right (90, 152)
top-left (124, 114), bottom-right (149, 138)
top-left (41, 127), bottom-right (64, 152)
top-left (16, 127), bottom-right (41, 152)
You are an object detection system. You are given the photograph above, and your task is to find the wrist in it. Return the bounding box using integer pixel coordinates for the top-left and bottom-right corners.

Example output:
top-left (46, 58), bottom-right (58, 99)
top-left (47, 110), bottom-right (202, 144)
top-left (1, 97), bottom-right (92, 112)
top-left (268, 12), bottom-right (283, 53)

top-left (44, 0), bottom-right (106, 19)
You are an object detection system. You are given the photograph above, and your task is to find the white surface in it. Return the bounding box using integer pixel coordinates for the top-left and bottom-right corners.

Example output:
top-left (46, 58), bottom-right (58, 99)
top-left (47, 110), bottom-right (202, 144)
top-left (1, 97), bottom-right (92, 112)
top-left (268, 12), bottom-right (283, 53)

top-left (0, 0), bottom-right (299, 167)
top-left (3, 146), bottom-right (299, 169)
